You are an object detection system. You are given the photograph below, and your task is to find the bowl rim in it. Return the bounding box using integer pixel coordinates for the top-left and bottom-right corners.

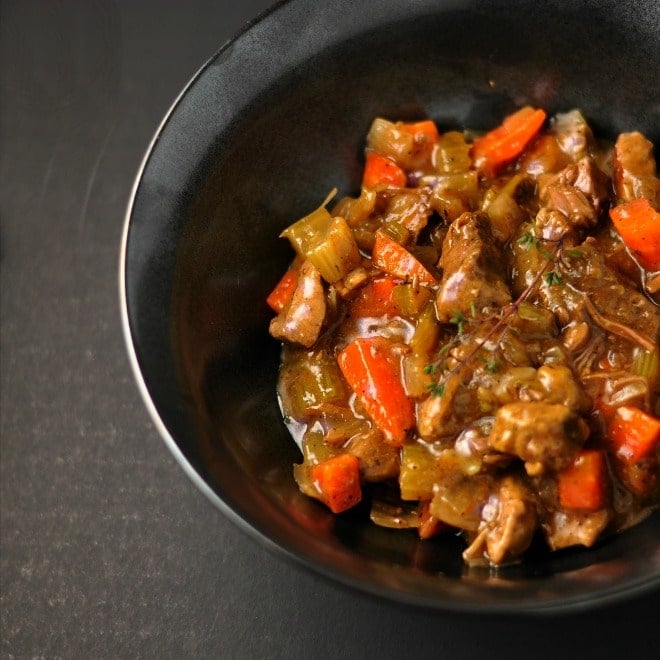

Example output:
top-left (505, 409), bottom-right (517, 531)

top-left (118, 0), bottom-right (660, 615)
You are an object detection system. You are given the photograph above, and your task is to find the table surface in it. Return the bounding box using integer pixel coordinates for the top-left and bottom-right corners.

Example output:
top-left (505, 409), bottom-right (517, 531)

top-left (1, 1), bottom-right (659, 658)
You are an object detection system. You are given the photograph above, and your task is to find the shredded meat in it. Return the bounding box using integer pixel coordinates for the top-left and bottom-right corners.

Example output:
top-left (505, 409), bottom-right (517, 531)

top-left (435, 212), bottom-right (511, 321)
top-left (612, 131), bottom-right (659, 207)
top-left (489, 401), bottom-right (587, 476)
top-left (463, 475), bottom-right (538, 565)
top-left (269, 260), bottom-right (326, 347)
top-left (537, 242), bottom-right (660, 345)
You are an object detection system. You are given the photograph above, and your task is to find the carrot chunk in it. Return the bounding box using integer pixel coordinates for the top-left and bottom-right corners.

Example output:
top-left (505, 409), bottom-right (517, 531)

top-left (349, 275), bottom-right (400, 318)
top-left (311, 454), bottom-right (362, 513)
top-left (362, 151), bottom-right (407, 189)
top-left (472, 106), bottom-right (547, 177)
top-left (557, 449), bottom-right (608, 511)
top-left (266, 268), bottom-right (298, 313)
top-left (609, 198), bottom-right (660, 271)
top-left (337, 336), bottom-right (414, 446)
top-left (399, 119), bottom-right (440, 145)
top-left (372, 230), bottom-right (437, 285)
top-left (608, 405), bottom-right (660, 465)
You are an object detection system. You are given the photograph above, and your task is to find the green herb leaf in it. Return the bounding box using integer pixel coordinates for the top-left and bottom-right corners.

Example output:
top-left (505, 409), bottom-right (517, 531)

top-left (565, 248), bottom-right (584, 259)
top-left (477, 354), bottom-right (500, 373)
top-left (544, 270), bottom-right (562, 287)
top-left (427, 381), bottom-right (446, 397)
top-left (516, 231), bottom-right (536, 249)
top-left (449, 309), bottom-right (468, 334)
top-left (437, 343), bottom-right (452, 356)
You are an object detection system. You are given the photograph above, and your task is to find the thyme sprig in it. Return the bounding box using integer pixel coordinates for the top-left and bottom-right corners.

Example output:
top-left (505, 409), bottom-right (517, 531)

top-left (425, 232), bottom-right (574, 396)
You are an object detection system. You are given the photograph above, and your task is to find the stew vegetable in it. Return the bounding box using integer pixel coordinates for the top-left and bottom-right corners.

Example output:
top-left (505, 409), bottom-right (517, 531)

top-left (268, 107), bottom-right (660, 566)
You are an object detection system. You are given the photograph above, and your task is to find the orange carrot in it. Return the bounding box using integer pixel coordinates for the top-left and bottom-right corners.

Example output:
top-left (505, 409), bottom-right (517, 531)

top-left (311, 453), bottom-right (362, 513)
top-left (349, 275), bottom-right (400, 318)
top-left (557, 449), bottom-right (608, 511)
top-left (372, 230), bottom-right (437, 285)
top-left (609, 198), bottom-right (660, 271)
top-left (608, 405), bottom-right (660, 465)
top-left (472, 106), bottom-right (547, 177)
top-left (266, 268), bottom-right (298, 313)
top-left (399, 120), bottom-right (440, 144)
top-left (337, 336), bottom-right (414, 446)
top-left (362, 151), bottom-right (407, 189)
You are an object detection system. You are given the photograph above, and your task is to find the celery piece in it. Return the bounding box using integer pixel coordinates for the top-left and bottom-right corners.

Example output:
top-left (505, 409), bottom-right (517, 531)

top-left (281, 189), bottom-right (361, 284)
top-left (306, 216), bottom-right (361, 283)
top-left (381, 220), bottom-right (410, 245)
top-left (429, 190), bottom-right (467, 223)
top-left (633, 348), bottom-right (659, 384)
top-left (281, 204), bottom-right (333, 255)
top-left (399, 442), bottom-right (440, 501)
top-left (366, 117), bottom-right (414, 165)
top-left (279, 353), bottom-right (347, 420)
top-left (433, 131), bottom-right (472, 173)
top-left (392, 284), bottom-right (433, 319)
top-left (402, 353), bottom-right (434, 398)
top-left (482, 174), bottom-right (526, 243)
top-left (334, 187), bottom-right (377, 227)
top-left (511, 302), bottom-right (557, 337)
top-left (302, 429), bottom-right (340, 465)
top-left (409, 303), bottom-right (440, 355)
top-left (281, 194), bottom-right (361, 284)
top-left (421, 171), bottom-right (479, 204)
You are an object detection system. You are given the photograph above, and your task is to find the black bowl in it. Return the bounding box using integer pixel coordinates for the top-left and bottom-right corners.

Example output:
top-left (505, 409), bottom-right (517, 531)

top-left (120, 0), bottom-right (660, 613)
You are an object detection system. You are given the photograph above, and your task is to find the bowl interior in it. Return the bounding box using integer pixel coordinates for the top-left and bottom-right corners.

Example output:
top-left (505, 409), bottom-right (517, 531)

top-left (123, 0), bottom-right (660, 612)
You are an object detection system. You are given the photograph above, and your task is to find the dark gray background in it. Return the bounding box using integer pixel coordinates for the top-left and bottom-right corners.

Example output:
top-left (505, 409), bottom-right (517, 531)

top-left (1, 1), bottom-right (658, 658)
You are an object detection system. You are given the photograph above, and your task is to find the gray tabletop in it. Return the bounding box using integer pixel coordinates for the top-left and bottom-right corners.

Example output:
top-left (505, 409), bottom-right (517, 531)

top-left (1, 1), bottom-right (659, 658)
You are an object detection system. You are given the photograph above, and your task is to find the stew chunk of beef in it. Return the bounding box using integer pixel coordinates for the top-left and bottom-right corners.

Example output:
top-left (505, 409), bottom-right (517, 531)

top-left (435, 212), bottom-right (511, 322)
top-left (463, 475), bottom-right (538, 565)
top-left (269, 260), bottom-right (326, 347)
top-left (612, 131), bottom-right (659, 207)
top-left (489, 401), bottom-right (587, 476)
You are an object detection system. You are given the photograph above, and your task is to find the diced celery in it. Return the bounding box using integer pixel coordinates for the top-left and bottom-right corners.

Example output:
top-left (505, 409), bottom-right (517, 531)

top-left (482, 174), bottom-right (526, 242)
top-left (302, 429), bottom-right (340, 465)
top-left (409, 303), bottom-right (440, 355)
top-left (281, 190), bottom-right (360, 283)
top-left (399, 442), bottom-right (440, 500)
top-left (402, 352), bottom-right (434, 397)
top-left (392, 284), bottom-right (433, 318)
top-left (381, 220), bottom-right (410, 245)
top-left (279, 352), bottom-right (347, 420)
top-left (433, 131), bottom-right (472, 173)
top-left (332, 188), bottom-right (377, 227)
top-left (421, 171), bottom-right (479, 204)
top-left (633, 348), bottom-right (659, 384)
top-left (306, 216), bottom-right (361, 283)
top-left (429, 190), bottom-right (467, 223)
top-left (511, 301), bottom-right (557, 337)
top-left (280, 189), bottom-right (337, 254)
top-left (366, 117), bottom-right (414, 165)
